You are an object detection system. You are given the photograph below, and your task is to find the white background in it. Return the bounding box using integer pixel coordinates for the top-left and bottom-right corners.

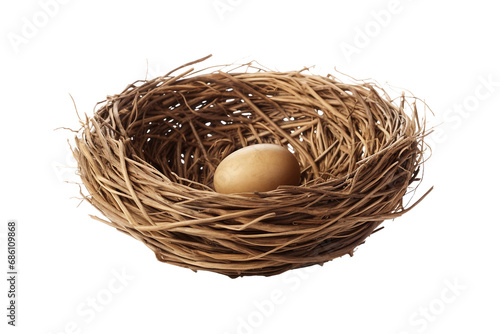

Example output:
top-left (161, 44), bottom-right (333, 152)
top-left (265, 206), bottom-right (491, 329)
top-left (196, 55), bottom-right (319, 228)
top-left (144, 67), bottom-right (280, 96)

top-left (1, 0), bottom-right (499, 333)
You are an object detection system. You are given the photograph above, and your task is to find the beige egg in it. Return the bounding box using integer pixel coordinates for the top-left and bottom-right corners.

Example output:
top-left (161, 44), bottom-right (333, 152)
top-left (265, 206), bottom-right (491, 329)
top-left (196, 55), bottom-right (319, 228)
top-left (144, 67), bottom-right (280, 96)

top-left (213, 144), bottom-right (301, 194)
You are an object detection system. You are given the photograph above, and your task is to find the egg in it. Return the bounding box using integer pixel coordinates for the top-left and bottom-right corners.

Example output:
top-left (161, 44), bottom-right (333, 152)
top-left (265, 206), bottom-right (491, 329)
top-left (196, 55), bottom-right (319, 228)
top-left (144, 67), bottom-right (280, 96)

top-left (213, 143), bottom-right (301, 194)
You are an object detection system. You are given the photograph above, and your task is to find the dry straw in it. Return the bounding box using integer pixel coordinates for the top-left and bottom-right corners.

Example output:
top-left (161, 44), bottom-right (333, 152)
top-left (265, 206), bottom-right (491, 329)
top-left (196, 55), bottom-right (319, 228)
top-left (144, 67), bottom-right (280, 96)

top-left (72, 55), bottom-right (431, 278)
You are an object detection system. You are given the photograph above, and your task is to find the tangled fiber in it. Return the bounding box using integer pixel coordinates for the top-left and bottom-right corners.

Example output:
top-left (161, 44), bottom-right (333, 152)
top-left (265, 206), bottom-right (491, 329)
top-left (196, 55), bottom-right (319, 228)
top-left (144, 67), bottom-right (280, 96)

top-left (72, 55), bottom-right (431, 278)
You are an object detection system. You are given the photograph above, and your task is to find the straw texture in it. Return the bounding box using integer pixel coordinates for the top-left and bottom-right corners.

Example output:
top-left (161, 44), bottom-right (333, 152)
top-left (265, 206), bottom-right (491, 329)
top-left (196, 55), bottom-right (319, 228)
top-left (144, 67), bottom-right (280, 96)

top-left (72, 56), bottom-right (431, 277)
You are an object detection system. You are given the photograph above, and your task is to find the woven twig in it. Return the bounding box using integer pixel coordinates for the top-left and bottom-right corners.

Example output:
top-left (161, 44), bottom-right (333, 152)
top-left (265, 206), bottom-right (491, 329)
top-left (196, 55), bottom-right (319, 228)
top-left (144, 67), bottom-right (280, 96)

top-left (72, 55), bottom-right (431, 278)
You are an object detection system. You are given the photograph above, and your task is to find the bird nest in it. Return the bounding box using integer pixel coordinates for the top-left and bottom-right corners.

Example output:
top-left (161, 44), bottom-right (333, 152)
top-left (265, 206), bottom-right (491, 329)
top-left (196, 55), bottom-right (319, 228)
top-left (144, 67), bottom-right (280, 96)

top-left (72, 55), bottom-right (431, 278)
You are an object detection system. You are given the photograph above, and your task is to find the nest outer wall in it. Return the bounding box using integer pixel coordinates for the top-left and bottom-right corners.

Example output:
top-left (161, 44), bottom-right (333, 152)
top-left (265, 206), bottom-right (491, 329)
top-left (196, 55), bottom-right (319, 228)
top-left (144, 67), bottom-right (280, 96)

top-left (72, 55), bottom-right (431, 278)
